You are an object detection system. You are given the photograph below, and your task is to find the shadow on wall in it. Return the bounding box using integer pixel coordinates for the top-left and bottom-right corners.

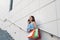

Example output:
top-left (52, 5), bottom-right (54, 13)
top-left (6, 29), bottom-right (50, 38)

top-left (0, 28), bottom-right (14, 40)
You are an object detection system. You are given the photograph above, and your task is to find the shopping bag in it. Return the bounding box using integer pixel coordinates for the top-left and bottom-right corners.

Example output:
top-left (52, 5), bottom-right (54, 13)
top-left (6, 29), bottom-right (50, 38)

top-left (38, 29), bottom-right (41, 39)
top-left (34, 29), bottom-right (38, 38)
top-left (27, 30), bottom-right (35, 38)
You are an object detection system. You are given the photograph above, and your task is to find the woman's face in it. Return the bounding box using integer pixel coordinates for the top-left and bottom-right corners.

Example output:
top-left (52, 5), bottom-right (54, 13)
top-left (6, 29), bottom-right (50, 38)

top-left (29, 16), bottom-right (32, 22)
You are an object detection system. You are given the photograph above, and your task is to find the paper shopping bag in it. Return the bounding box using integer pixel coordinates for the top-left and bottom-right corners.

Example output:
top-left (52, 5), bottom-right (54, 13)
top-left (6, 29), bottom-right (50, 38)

top-left (27, 30), bottom-right (35, 38)
top-left (34, 29), bottom-right (38, 38)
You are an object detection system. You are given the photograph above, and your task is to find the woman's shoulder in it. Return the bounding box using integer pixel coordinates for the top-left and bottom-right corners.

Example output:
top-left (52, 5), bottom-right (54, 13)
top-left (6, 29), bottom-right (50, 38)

top-left (31, 22), bottom-right (36, 24)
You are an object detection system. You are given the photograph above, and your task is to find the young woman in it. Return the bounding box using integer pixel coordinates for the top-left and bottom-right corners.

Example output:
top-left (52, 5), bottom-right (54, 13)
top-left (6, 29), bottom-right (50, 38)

top-left (27, 16), bottom-right (41, 40)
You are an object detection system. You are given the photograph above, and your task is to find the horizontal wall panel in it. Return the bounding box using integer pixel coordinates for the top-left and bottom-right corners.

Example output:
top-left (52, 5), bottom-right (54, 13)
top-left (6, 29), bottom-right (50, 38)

top-left (6, 24), bottom-right (28, 40)
top-left (8, 0), bottom-right (40, 22)
top-left (0, 0), bottom-right (10, 20)
top-left (57, 20), bottom-right (60, 37)
top-left (40, 21), bottom-right (58, 36)
top-left (56, 0), bottom-right (60, 19)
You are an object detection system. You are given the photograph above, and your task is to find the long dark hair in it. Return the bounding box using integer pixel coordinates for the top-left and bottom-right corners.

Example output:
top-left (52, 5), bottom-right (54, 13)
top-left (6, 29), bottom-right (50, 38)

top-left (31, 16), bottom-right (35, 22)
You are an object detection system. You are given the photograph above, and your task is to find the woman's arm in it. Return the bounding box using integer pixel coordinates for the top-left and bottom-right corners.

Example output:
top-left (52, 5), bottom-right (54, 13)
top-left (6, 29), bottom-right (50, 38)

top-left (33, 22), bottom-right (36, 29)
